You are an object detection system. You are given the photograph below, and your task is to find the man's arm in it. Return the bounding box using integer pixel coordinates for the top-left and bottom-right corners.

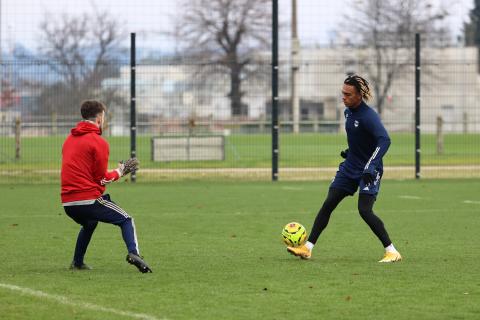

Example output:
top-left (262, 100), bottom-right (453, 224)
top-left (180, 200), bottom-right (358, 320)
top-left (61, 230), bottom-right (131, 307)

top-left (100, 158), bottom-right (140, 185)
top-left (363, 113), bottom-right (391, 177)
top-left (94, 139), bottom-right (121, 186)
top-left (100, 168), bottom-right (121, 185)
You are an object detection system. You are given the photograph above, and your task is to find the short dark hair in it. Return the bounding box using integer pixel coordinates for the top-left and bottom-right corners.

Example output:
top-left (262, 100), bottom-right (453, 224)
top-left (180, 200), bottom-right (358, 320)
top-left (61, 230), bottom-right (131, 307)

top-left (80, 100), bottom-right (106, 120)
top-left (344, 75), bottom-right (373, 101)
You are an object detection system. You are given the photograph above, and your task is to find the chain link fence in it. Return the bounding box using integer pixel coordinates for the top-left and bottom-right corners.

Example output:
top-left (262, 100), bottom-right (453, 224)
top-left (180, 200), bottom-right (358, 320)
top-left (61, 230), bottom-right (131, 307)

top-left (1, 45), bottom-right (480, 183)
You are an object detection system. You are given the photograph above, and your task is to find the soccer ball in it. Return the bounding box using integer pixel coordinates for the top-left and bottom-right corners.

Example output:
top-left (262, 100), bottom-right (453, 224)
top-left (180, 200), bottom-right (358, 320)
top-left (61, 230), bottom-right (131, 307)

top-left (282, 222), bottom-right (307, 247)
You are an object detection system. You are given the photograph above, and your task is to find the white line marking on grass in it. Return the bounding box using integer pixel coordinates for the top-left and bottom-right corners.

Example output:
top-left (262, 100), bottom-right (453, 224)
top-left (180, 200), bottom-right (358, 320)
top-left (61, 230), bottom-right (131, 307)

top-left (0, 283), bottom-right (164, 320)
top-left (340, 208), bottom-right (452, 214)
top-left (281, 187), bottom-right (304, 191)
top-left (463, 200), bottom-right (480, 204)
top-left (0, 215), bottom-right (61, 218)
top-left (398, 195), bottom-right (422, 200)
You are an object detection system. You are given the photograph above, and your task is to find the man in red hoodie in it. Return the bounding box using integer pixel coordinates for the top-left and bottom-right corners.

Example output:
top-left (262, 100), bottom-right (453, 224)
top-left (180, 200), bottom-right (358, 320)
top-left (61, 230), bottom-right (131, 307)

top-left (61, 100), bottom-right (152, 273)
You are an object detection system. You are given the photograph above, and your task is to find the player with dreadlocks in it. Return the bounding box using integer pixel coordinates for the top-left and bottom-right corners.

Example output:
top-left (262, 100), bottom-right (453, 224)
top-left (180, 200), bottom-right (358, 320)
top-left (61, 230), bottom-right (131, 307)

top-left (287, 75), bottom-right (402, 263)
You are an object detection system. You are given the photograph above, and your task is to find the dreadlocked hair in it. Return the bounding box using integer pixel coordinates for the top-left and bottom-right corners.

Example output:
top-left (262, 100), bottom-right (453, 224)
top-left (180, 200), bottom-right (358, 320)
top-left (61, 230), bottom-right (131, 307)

top-left (344, 75), bottom-right (373, 102)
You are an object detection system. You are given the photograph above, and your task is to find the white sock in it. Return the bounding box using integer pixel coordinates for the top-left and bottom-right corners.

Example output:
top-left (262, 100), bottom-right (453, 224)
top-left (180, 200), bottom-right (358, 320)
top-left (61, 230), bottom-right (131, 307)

top-left (385, 244), bottom-right (398, 253)
top-left (305, 241), bottom-right (314, 251)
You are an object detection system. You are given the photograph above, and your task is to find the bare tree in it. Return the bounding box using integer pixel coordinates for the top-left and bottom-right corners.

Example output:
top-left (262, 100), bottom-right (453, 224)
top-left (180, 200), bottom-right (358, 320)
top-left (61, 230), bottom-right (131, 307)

top-left (344, 0), bottom-right (449, 116)
top-left (464, 0), bottom-right (480, 72)
top-left (174, 0), bottom-right (271, 117)
top-left (36, 10), bottom-right (126, 115)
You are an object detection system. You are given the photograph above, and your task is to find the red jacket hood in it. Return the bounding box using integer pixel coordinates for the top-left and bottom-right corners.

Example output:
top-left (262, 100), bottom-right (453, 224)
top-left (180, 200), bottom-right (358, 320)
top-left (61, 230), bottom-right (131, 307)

top-left (71, 121), bottom-right (101, 136)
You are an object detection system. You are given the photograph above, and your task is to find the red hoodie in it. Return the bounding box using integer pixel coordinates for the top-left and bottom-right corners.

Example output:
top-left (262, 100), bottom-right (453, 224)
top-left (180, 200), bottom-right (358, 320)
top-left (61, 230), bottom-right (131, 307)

top-left (61, 121), bottom-right (120, 203)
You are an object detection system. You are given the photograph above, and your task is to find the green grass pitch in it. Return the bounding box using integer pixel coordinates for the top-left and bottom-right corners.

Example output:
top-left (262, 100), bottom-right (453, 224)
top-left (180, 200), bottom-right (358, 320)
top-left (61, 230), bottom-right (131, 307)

top-left (1, 179), bottom-right (479, 319)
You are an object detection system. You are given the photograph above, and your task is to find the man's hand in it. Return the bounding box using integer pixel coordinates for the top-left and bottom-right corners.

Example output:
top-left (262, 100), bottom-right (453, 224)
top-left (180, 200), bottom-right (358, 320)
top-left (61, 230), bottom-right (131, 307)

top-left (340, 148), bottom-right (349, 159)
top-left (118, 158), bottom-right (139, 177)
top-left (362, 167), bottom-right (376, 185)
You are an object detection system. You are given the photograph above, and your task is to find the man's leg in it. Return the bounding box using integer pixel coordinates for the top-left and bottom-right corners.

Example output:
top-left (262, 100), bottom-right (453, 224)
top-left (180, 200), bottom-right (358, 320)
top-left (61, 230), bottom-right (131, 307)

top-left (287, 187), bottom-right (350, 259)
top-left (94, 195), bottom-right (152, 273)
top-left (358, 194), bottom-right (391, 247)
top-left (72, 220), bottom-right (98, 267)
top-left (308, 188), bottom-right (350, 244)
top-left (358, 194), bottom-right (401, 262)
top-left (94, 195), bottom-right (139, 253)
top-left (64, 206), bottom-right (97, 268)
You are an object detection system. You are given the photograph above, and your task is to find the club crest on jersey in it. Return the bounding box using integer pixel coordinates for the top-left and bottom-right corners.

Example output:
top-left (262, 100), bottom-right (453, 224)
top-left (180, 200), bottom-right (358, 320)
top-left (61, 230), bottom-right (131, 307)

top-left (354, 120), bottom-right (359, 127)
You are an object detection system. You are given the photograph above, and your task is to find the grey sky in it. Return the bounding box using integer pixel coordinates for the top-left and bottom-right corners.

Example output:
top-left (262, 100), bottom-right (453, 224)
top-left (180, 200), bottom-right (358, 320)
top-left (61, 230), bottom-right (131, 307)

top-left (0, 0), bottom-right (474, 53)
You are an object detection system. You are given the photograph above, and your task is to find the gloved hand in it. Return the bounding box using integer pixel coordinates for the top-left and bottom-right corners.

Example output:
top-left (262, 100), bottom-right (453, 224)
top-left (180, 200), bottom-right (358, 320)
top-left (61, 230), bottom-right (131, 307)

top-left (340, 148), bottom-right (349, 159)
top-left (118, 158), bottom-right (139, 177)
top-left (362, 167), bottom-right (376, 185)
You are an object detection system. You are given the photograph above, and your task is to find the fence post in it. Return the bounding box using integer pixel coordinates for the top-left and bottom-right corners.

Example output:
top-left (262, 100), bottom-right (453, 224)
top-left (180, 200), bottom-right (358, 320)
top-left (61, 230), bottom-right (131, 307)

top-left (130, 32), bottom-right (137, 183)
top-left (291, 0), bottom-right (300, 134)
top-left (15, 117), bottom-right (21, 160)
top-left (271, 0), bottom-right (279, 181)
top-left (415, 33), bottom-right (421, 179)
top-left (436, 116), bottom-right (444, 155)
top-left (259, 113), bottom-right (266, 133)
top-left (52, 112), bottom-right (57, 135)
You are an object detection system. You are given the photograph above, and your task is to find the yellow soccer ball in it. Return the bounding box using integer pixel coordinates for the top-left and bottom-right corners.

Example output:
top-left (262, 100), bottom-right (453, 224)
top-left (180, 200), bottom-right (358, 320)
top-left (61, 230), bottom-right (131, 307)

top-left (282, 222), bottom-right (307, 247)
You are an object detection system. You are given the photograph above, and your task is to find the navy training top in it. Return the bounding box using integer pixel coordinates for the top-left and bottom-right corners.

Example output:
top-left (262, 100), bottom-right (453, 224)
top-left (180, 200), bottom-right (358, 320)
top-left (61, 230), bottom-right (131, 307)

top-left (340, 101), bottom-right (391, 179)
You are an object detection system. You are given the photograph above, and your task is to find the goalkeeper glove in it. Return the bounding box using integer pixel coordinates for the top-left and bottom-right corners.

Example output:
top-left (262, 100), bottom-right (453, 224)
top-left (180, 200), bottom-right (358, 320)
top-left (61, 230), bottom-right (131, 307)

top-left (118, 158), bottom-right (140, 177)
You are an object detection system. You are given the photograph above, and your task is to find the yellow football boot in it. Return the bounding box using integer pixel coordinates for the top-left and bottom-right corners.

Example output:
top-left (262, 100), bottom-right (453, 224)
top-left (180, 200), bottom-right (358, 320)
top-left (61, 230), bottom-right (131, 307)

top-left (378, 251), bottom-right (402, 263)
top-left (287, 244), bottom-right (311, 260)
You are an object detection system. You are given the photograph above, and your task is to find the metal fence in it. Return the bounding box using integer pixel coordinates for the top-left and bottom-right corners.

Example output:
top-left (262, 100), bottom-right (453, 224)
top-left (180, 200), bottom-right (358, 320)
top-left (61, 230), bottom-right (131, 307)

top-left (1, 46), bottom-right (480, 183)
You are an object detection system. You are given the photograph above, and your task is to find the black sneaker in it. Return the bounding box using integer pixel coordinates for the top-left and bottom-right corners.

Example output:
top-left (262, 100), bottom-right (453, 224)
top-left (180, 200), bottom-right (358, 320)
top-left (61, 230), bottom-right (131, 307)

top-left (126, 253), bottom-right (152, 273)
top-left (69, 262), bottom-right (92, 270)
